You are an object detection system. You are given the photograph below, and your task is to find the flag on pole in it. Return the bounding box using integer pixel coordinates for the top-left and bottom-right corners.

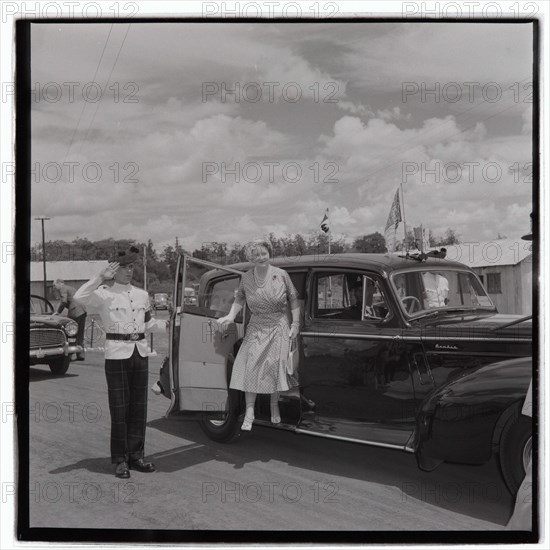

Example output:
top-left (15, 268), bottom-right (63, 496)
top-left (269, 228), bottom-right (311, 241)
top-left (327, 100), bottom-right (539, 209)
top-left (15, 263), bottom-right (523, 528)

top-left (320, 209), bottom-right (330, 233)
top-left (384, 189), bottom-right (402, 253)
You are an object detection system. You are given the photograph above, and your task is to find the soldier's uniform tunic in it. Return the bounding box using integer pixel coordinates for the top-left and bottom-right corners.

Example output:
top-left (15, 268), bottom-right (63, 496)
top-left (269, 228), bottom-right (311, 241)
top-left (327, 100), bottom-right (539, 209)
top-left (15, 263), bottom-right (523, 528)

top-left (75, 277), bottom-right (165, 463)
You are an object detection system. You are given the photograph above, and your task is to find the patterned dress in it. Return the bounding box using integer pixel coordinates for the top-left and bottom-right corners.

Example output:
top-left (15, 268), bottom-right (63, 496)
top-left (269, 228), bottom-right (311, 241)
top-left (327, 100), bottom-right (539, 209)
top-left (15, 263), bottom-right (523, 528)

top-left (229, 265), bottom-right (299, 393)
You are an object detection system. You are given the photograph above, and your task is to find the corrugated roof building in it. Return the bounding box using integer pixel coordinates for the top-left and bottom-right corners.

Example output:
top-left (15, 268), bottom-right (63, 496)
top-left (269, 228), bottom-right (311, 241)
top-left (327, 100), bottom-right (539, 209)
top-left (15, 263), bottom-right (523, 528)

top-left (30, 261), bottom-right (109, 301)
top-left (442, 239), bottom-right (532, 315)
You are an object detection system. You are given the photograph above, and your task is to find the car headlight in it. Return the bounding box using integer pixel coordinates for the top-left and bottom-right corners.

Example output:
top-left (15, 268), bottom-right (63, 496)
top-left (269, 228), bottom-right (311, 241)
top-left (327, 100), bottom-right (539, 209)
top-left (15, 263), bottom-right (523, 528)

top-left (64, 321), bottom-right (78, 337)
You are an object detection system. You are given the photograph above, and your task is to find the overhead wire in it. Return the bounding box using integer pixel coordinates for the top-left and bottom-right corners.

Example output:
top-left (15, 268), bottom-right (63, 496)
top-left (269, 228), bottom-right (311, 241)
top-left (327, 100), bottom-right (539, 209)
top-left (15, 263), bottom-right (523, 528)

top-left (76, 23), bottom-right (132, 158)
top-left (63, 24), bottom-right (114, 164)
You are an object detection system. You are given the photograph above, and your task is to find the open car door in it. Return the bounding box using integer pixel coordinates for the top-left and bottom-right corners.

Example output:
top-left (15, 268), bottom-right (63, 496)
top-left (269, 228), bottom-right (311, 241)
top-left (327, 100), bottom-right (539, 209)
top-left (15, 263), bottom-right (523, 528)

top-left (166, 255), bottom-right (246, 420)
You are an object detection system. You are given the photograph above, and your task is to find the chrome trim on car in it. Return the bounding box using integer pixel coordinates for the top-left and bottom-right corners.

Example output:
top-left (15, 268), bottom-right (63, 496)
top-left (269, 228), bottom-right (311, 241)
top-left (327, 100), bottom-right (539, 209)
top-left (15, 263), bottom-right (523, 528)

top-left (421, 336), bottom-right (530, 343)
top-left (301, 331), bottom-right (420, 341)
top-left (300, 331), bottom-right (530, 343)
top-left (294, 427), bottom-right (415, 452)
top-left (30, 327), bottom-right (66, 348)
top-left (30, 347), bottom-right (65, 358)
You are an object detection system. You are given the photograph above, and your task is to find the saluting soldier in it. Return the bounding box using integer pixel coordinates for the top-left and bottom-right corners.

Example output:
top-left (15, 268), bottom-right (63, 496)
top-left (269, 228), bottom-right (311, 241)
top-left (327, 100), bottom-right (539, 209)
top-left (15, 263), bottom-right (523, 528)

top-left (75, 245), bottom-right (167, 478)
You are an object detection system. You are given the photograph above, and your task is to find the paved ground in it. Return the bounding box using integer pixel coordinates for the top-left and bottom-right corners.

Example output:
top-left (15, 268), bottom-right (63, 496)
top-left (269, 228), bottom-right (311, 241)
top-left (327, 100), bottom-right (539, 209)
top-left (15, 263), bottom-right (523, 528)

top-left (28, 311), bottom-right (516, 532)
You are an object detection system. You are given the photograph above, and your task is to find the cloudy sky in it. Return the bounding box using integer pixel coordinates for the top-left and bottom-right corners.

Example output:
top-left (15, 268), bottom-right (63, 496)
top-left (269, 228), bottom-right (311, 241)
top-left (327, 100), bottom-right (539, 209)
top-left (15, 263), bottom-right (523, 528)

top-left (30, 21), bottom-right (534, 252)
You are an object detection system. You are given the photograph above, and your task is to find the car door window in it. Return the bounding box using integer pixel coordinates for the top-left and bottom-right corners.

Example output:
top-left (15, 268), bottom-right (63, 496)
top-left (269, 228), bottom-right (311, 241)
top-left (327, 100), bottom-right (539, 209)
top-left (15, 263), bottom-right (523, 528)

top-left (206, 276), bottom-right (241, 316)
top-left (179, 257), bottom-right (244, 322)
top-left (313, 272), bottom-right (390, 322)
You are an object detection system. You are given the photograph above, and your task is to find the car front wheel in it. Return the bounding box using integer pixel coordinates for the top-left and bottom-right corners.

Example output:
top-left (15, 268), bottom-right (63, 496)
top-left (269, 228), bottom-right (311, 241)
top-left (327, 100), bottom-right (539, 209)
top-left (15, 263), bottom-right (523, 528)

top-left (48, 355), bottom-right (71, 375)
top-left (499, 410), bottom-right (532, 495)
top-left (199, 388), bottom-right (242, 443)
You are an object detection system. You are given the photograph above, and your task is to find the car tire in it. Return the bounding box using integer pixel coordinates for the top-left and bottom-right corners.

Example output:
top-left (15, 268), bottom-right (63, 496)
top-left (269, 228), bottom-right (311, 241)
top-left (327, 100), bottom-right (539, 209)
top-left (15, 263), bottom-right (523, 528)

top-left (199, 388), bottom-right (242, 443)
top-left (48, 356), bottom-right (71, 375)
top-left (499, 410), bottom-right (532, 495)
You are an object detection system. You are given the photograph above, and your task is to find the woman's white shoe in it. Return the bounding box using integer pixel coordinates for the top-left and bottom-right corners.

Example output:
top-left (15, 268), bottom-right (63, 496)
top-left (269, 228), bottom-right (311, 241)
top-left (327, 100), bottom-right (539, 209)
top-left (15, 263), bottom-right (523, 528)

top-left (241, 413), bottom-right (254, 431)
top-left (270, 401), bottom-right (281, 424)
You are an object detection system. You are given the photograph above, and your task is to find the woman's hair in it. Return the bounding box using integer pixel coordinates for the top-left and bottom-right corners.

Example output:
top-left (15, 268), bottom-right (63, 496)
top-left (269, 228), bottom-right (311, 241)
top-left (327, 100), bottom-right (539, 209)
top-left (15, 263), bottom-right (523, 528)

top-left (244, 239), bottom-right (273, 261)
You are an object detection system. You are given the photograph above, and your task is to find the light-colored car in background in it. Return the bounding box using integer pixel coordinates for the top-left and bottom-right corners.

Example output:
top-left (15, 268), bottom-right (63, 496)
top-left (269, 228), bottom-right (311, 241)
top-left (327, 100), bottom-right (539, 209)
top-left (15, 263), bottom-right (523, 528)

top-left (30, 294), bottom-right (82, 375)
top-left (153, 293), bottom-right (169, 310)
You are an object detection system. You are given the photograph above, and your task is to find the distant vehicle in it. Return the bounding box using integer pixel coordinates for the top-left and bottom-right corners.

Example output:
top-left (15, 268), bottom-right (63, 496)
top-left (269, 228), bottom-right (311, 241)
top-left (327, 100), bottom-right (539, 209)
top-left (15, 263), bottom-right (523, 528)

top-left (153, 293), bottom-right (169, 310)
top-left (30, 294), bottom-right (83, 375)
top-left (183, 287), bottom-right (197, 305)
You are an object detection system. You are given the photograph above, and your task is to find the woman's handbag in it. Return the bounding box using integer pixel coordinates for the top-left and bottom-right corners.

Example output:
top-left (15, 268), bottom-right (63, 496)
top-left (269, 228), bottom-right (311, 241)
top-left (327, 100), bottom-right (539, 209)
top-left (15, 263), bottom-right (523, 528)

top-left (286, 339), bottom-right (298, 376)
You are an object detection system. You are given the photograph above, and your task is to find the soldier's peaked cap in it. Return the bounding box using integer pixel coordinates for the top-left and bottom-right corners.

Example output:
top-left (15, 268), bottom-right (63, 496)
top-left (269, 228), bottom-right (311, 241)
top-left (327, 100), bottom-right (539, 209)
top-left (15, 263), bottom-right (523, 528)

top-left (112, 245), bottom-right (140, 265)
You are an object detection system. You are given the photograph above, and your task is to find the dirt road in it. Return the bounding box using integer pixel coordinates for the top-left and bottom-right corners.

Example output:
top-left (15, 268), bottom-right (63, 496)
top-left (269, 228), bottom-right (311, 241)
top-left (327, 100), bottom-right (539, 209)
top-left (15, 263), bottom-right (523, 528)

top-left (28, 314), bottom-right (514, 533)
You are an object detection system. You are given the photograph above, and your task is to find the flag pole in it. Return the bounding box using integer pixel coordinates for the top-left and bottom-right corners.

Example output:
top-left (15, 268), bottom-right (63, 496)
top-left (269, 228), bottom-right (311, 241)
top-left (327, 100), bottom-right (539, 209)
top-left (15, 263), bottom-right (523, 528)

top-left (143, 244), bottom-right (147, 291)
top-left (328, 209), bottom-right (331, 255)
top-left (400, 181), bottom-right (408, 253)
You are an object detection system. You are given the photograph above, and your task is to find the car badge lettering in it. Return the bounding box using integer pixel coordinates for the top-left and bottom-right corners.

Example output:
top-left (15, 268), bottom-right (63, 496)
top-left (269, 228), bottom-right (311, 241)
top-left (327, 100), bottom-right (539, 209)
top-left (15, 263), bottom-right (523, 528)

top-left (435, 344), bottom-right (459, 350)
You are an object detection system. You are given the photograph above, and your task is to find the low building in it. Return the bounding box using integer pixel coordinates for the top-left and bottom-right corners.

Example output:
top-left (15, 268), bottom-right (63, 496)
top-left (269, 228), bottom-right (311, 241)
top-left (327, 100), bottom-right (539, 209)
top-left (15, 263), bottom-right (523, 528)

top-left (30, 261), bottom-right (109, 301)
top-left (442, 239), bottom-right (532, 315)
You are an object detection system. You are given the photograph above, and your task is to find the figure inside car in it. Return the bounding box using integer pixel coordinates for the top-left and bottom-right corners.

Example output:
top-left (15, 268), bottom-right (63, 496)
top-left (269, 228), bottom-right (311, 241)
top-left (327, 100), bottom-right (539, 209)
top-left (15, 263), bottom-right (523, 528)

top-left (422, 271), bottom-right (449, 308)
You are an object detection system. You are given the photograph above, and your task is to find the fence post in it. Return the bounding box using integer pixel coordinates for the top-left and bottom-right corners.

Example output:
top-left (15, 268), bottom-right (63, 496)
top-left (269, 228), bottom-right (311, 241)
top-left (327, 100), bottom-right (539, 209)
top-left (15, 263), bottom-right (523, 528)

top-left (150, 333), bottom-right (154, 352)
top-left (90, 319), bottom-right (95, 348)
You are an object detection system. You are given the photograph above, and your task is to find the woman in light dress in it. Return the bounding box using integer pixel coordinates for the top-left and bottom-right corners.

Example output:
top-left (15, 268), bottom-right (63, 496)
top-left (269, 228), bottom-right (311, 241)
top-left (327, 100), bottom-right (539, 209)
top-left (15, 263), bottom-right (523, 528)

top-left (217, 239), bottom-right (300, 431)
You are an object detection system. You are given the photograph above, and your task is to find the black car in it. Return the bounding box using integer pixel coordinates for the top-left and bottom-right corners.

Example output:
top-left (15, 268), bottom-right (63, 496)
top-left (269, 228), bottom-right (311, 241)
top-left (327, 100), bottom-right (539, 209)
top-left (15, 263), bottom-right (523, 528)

top-left (30, 294), bottom-right (83, 375)
top-left (156, 253), bottom-right (532, 494)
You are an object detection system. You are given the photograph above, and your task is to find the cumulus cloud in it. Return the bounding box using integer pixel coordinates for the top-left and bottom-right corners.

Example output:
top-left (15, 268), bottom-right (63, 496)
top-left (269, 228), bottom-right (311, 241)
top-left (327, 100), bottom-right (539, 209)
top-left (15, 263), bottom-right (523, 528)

top-left (30, 22), bottom-right (533, 250)
top-left (376, 107), bottom-right (411, 122)
top-left (316, 112), bottom-right (531, 241)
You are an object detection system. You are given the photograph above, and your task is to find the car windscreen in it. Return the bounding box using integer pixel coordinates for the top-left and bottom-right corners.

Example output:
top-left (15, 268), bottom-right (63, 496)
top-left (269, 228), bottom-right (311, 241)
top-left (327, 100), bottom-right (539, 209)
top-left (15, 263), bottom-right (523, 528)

top-left (30, 296), bottom-right (52, 315)
top-left (390, 269), bottom-right (495, 317)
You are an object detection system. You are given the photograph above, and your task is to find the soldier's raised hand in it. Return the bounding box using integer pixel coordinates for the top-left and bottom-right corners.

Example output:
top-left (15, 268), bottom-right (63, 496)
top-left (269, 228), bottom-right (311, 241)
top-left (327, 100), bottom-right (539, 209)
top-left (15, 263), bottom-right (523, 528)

top-left (100, 262), bottom-right (119, 281)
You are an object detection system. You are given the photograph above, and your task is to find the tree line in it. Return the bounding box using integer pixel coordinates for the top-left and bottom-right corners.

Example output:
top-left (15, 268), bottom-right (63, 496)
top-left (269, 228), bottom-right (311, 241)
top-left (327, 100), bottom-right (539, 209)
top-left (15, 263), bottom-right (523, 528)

top-left (31, 229), bottom-right (460, 292)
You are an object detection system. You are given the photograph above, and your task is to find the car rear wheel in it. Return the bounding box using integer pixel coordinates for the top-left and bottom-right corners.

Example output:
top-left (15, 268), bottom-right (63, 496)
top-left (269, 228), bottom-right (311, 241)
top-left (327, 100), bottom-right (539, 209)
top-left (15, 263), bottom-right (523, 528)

top-left (499, 410), bottom-right (532, 495)
top-left (48, 356), bottom-right (71, 375)
top-left (199, 388), bottom-right (242, 443)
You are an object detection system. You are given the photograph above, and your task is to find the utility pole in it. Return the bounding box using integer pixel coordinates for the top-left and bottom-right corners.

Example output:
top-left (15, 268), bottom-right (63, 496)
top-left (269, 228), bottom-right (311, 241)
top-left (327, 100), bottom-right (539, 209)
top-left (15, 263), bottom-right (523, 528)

top-left (143, 244), bottom-right (147, 291)
top-left (34, 216), bottom-right (50, 299)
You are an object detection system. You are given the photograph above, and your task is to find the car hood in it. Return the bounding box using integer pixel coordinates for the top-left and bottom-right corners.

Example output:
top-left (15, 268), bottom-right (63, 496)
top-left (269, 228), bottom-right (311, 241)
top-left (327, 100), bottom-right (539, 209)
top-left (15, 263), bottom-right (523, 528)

top-left (417, 312), bottom-right (532, 340)
top-left (30, 314), bottom-right (73, 328)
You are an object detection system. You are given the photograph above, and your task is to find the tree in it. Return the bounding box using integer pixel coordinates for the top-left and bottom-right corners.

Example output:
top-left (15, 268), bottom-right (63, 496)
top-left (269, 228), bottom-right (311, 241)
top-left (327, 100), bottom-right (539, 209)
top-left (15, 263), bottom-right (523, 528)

top-left (267, 233), bottom-right (284, 258)
top-left (440, 228), bottom-right (460, 245)
top-left (162, 245), bottom-right (178, 275)
top-left (353, 232), bottom-right (387, 253)
top-left (227, 243), bottom-right (246, 263)
top-left (146, 239), bottom-right (158, 262)
top-left (306, 232), bottom-right (347, 255)
top-left (428, 228), bottom-right (460, 246)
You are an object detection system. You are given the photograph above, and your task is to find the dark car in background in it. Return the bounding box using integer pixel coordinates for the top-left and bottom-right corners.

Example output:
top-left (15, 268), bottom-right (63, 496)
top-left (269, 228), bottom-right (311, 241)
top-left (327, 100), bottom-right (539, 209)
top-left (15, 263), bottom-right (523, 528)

top-left (30, 294), bottom-right (83, 375)
top-left (156, 253), bottom-right (532, 494)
